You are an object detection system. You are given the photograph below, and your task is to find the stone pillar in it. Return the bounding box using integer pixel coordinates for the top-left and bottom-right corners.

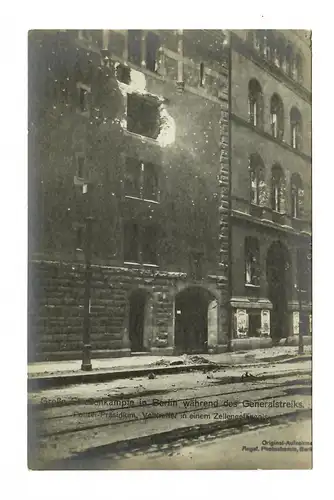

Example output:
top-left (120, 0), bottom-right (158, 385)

top-left (261, 309), bottom-right (270, 337)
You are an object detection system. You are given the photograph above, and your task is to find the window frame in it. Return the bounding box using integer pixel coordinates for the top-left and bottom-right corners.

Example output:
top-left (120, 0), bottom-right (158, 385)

top-left (126, 92), bottom-right (161, 140)
top-left (123, 220), bottom-right (159, 266)
top-left (124, 157), bottom-right (160, 203)
top-left (245, 237), bottom-right (260, 287)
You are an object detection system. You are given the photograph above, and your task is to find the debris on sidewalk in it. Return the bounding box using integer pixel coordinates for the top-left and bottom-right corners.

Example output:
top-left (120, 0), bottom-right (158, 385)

top-left (148, 372), bottom-right (156, 380)
top-left (241, 371), bottom-right (257, 381)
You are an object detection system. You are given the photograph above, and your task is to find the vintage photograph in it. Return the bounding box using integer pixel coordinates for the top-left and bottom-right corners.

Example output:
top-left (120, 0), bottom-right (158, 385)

top-left (27, 29), bottom-right (312, 470)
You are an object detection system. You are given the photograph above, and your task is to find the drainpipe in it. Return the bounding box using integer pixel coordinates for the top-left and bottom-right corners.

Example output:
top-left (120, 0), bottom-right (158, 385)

top-left (227, 30), bottom-right (233, 352)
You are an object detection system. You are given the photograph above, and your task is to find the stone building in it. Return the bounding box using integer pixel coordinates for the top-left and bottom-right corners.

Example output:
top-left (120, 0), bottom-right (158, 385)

top-left (28, 29), bottom-right (231, 361)
top-left (229, 30), bottom-right (312, 348)
top-left (28, 29), bottom-right (311, 362)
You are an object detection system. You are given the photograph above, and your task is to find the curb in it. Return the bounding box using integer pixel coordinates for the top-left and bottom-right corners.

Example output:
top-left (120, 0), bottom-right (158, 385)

top-left (28, 353), bottom-right (312, 392)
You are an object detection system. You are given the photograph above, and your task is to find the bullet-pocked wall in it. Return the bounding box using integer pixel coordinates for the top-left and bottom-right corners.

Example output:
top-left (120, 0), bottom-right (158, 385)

top-left (28, 30), bottom-right (231, 361)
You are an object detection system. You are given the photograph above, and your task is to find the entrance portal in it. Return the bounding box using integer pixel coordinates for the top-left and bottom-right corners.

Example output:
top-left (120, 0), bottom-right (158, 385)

top-left (129, 289), bottom-right (148, 352)
top-left (174, 287), bottom-right (216, 354)
top-left (266, 241), bottom-right (292, 341)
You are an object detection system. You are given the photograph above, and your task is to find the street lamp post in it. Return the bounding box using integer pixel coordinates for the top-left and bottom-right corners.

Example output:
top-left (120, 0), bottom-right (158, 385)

top-left (81, 183), bottom-right (94, 371)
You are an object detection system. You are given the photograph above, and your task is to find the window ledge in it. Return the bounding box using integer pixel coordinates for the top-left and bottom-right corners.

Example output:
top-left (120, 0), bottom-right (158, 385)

top-left (124, 261), bottom-right (141, 266)
top-left (143, 263), bottom-right (159, 268)
top-left (245, 283), bottom-right (260, 288)
top-left (123, 129), bottom-right (160, 146)
top-left (125, 195), bottom-right (160, 204)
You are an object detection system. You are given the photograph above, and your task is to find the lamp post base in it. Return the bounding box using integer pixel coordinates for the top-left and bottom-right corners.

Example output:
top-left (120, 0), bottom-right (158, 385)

top-left (81, 344), bottom-right (92, 371)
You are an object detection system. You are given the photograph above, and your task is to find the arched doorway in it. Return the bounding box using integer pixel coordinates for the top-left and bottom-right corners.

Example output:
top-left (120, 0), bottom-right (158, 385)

top-left (174, 287), bottom-right (217, 354)
top-left (266, 241), bottom-right (292, 341)
top-left (128, 289), bottom-right (148, 352)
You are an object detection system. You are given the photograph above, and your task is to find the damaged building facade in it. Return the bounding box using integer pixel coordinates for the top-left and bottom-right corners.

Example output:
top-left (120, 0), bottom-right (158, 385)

top-left (28, 29), bottom-right (312, 361)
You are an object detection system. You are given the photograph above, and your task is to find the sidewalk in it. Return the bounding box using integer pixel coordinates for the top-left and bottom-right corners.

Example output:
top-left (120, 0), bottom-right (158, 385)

top-left (28, 345), bottom-right (312, 390)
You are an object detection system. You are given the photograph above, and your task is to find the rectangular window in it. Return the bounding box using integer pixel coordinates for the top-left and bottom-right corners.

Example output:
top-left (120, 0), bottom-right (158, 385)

top-left (124, 158), bottom-right (159, 201)
top-left (272, 113), bottom-right (278, 138)
top-left (128, 30), bottom-right (142, 66)
top-left (77, 83), bottom-right (91, 114)
top-left (124, 222), bottom-right (139, 263)
top-left (127, 93), bottom-right (161, 139)
top-left (249, 99), bottom-right (257, 126)
top-left (250, 170), bottom-right (258, 204)
top-left (76, 155), bottom-right (85, 179)
top-left (142, 225), bottom-right (158, 265)
top-left (143, 162), bottom-right (159, 201)
top-left (199, 62), bottom-right (205, 87)
top-left (124, 158), bottom-right (141, 197)
top-left (146, 31), bottom-right (160, 72)
top-left (123, 222), bottom-right (158, 265)
top-left (245, 237), bottom-right (260, 286)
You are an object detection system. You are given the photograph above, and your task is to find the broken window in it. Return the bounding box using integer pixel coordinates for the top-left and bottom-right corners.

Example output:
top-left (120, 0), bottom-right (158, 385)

top-left (124, 221), bottom-right (139, 262)
top-left (124, 158), bottom-right (159, 201)
top-left (270, 93), bottom-right (284, 140)
top-left (248, 79), bottom-right (262, 127)
top-left (127, 93), bottom-right (161, 139)
top-left (145, 31), bottom-right (160, 72)
top-left (291, 173), bottom-right (304, 219)
top-left (128, 30), bottom-right (142, 66)
top-left (245, 237), bottom-right (260, 286)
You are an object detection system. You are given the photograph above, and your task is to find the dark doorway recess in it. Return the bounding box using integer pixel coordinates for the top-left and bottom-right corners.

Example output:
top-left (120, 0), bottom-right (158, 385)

top-left (129, 289), bottom-right (148, 352)
top-left (174, 287), bottom-right (214, 354)
top-left (266, 241), bottom-right (292, 342)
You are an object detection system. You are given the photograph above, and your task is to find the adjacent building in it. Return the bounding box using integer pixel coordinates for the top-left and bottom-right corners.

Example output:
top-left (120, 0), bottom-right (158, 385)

top-left (28, 29), bottom-right (311, 361)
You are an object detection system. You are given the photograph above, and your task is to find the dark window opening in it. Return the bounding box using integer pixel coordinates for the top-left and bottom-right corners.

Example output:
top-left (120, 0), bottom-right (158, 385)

top-left (128, 30), bottom-right (142, 66)
top-left (290, 107), bottom-right (302, 150)
top-left (143, 162), bottom-right (159, 201)
top-left (76, 226), bottom-right (84, 251)
top-left (270, 94), bottom-right (284, 140)
top-left (199, 63), bottom-right (205, 87)
top-left (291, 173), bottom-right (304, 219)
top-left (271, 165), bottom-right (285, 212)
top-left (124, 157), bottom-right (141, 197)
top-left (142, 225), bottom-right (158, 265)
top-left (245, 237), bottom-right (260, 286)
top-left (248, 310), bottom-right (262, 337)
top-left (127, 93), bottom-right (161, 139)
top-left (146, 31), bottom-right (160, 72)
top-left (190, 251), bottom-right (203, 280)
top-left (249, 154), bottom-right (265, 206)
top-left (116, 64), bottom-right (131, 84)
top-left (77, 155), bottom-right (85, 179)
top-left (248, 79), bottom-right (263, 127)
top-left (124, 222), bottom-right (139, 262)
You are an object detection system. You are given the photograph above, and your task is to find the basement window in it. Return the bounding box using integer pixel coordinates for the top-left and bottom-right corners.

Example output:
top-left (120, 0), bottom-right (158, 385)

top-left (126, 93), bottom-right (161, 139)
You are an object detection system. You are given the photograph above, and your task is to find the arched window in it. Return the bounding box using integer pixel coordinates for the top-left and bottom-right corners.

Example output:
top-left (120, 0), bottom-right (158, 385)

top-left (290, 107), bottom-right (302, 150)
top-left (295, 52), bottom-right (303, 83)
top-left (271, 165), bottom-right (285, 213)
top-left (248, 79), bottom-right (263, 127)
top-left (245, 237), bottom-right (260, 286)
top-left (291, 173), bottom-right (304, 219)
top-left (249, 154), bottom-right (266, 205)
top-left (270, 94), bottom-right (284, 140)
top-left (285, 44), bottom-right (294, 77)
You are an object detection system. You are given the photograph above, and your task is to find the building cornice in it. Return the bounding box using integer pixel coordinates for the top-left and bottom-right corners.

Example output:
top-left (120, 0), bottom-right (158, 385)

top-left (231, 113), bottom-right (312, 164)
top-left (230, 32), bottom-right (312, 105)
